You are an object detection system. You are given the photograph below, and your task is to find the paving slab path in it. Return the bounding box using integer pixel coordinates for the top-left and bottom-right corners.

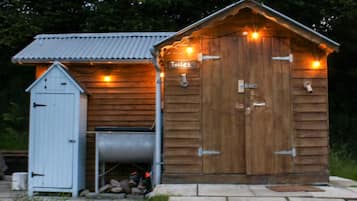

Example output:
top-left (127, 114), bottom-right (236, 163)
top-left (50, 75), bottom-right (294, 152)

top-left (154, 177), bottom-right (357, 201)
top-left (2, 176), bottom-right (357, 201)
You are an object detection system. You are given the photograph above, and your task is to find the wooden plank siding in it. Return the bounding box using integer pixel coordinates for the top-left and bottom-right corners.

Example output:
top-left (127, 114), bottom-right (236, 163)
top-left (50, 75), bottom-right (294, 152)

top-left (161, 7), bottom-right (330, 183)
top-left (163, 66), bottom-right (202, 174)
top-left (36, 63), bottom-right (156, 190)
top-left (291, 43), bottom-right (329, 174)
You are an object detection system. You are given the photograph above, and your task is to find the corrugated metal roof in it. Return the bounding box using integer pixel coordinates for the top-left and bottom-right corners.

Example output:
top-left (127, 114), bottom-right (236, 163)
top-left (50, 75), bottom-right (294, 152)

top-left (12, 32), bottom-right (174, 63)
top-left (154, 0), bottom-right (339, 51)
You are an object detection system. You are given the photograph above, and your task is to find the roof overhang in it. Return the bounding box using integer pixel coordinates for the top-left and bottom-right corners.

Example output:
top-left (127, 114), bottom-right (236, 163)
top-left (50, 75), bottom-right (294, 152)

top-left (154, 0), bottom-right (339, 52)
top-left (12, 32), bottom-right (174, 65)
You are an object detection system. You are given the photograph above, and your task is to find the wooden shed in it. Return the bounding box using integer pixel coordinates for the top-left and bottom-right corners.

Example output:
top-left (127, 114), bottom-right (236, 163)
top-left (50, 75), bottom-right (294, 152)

top-left (152, 0), bottom-right (339, 184)
top-left (12, 32), bottom-right (173, 191)
top-left (13, 0), bottom-right (340, 189)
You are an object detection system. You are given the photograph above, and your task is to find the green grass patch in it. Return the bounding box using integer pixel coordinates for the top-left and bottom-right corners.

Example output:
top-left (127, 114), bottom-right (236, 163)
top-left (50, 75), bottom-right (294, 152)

top-left (146, 195), bottom-right (169, 201)
top-left (330, 148), bottom-right (357, 181)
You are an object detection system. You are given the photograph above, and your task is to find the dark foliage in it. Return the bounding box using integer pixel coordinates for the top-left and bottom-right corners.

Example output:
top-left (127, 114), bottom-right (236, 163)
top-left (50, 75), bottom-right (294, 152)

top-left (0, 0), bottom-right (356, 154)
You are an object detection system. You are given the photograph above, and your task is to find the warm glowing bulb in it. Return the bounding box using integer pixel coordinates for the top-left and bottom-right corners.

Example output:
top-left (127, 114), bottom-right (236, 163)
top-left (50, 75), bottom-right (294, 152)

top-left (160, 72), bottom-right (165, 78)
top-left (103, 75), bottom-right (111, 82)
top-left (251, 32), bottom-right (259, 39)
top-left (186, 47), bottom-right (194, 54)
top-left (242, 31), bottom-right (249, 36)
top-left (312, 61), bottom-right (321, 69)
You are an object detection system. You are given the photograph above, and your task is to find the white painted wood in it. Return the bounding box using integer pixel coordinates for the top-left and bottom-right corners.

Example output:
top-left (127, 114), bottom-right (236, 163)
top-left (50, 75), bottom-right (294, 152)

top-left (27, 62), bottom-right (87, 197)
top-left (32, 93), bottom-right (74, 188)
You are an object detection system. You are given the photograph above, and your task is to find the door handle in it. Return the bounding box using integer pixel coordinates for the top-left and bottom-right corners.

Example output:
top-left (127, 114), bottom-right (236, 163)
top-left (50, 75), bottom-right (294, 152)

top-left (253, 102), bottom-right (266, 107)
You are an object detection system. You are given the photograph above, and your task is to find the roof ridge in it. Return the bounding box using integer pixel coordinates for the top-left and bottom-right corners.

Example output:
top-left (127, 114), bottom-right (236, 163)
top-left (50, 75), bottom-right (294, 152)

top-left (35, 32), bottom-right (174, 39)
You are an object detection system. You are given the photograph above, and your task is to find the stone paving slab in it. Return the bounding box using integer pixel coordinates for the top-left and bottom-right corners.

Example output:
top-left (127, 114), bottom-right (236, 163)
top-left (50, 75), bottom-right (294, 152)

top-left (330, 176), bottom-right (357, 188)
top-left (311, 186), bottom-right (357, 199)
top-left (152, 184), bottom-right (197, 196)
top-left (348, 187), bottom-right (357, 193)
top-left (229, 197), bottom-right (287, 201)
top-left (169, 197), bottom-right (226, 201)
top-left (288, 198), bottom-right (345, 201)
top-left (198, 184), bottom-right (254, 197)
top-left (248, 185), bottom-right (312, 197)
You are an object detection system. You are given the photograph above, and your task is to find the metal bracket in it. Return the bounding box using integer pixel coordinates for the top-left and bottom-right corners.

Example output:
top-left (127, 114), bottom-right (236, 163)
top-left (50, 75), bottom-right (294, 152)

top-left (274, 147), bottom-right (296, 157)
top-left (272, 53), bottom-right (293, 63)
top-left (253, 102), bottom-right (266, 107)
top-left (198, 53), bottom-right (221, 62)
top-left (198, 147), bottom-right (221, 157)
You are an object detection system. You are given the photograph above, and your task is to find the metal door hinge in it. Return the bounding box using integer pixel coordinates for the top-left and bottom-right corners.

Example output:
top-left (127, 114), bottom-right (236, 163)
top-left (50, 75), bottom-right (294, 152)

top-left (274, 147), bottom-right (296, 157)
top-left (33, 102), bottom-right (47, 108)
top-left (198, 147), bottom-right (221, 157)
top-left (272, 53), bottom-right (293, 63)
top-left (253, 102), bottom-right (266, 107)
top-left (198, 53), bottom-right (221, 62)
top-left (31, 172), bottom-right (45, 177)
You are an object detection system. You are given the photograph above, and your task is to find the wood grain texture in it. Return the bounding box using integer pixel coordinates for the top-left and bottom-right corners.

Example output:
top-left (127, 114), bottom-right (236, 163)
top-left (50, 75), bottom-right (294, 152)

top-left (163, 53), bottom-right (203, 174)
top-left (291, 41), bottom-right (329, 175)
top-left (245, 37), bottom-right (294, 175)
top-left (201, 36), bottom-right (246, 174)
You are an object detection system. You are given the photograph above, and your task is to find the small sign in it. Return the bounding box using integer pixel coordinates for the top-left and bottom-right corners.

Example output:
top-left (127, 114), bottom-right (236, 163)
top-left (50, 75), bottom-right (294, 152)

top-left (168, 61), bottom-right (198, 69)
top-left (244, 83), bottom-right (257, 89)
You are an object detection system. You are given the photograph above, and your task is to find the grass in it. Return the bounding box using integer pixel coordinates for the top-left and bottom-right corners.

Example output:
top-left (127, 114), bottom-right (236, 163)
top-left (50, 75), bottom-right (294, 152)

top-left (146, 195), bottom-right (169, 201)
top-left (329, 148), bottom-right (357, 181)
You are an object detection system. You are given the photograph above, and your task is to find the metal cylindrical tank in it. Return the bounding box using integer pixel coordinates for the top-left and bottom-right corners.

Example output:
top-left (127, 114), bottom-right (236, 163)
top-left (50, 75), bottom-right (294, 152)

top-left (96, 132), bottom-right (155, 163)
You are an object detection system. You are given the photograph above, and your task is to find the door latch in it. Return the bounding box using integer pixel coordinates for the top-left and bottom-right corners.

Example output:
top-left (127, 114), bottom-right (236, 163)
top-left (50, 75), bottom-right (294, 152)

top-left (31, 172), bottom-right (45, 177)
top-left (274, 147), bottom-right (296, 157)
top-left (33, 102), bottom-right (47, 108)
top-left (68, 139), bottom-right (76, 143)
top-left (198, 147), bottom-right (221, 157)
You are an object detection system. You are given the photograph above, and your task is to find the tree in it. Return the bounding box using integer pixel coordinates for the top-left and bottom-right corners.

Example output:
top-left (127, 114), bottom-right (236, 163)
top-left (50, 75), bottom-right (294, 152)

top-left (0, 0), bottom-right (356, 154)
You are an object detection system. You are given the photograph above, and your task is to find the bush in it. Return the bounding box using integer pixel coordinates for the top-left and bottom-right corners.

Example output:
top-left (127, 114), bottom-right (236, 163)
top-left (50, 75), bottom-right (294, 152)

top-left (330, 146), bottom-right (357, 181)
top-left (0, 102), bottom-right (28, 150)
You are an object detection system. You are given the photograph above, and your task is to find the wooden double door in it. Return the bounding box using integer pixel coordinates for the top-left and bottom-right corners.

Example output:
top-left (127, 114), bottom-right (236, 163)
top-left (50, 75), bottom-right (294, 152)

top-left (201, 36), bottom-right (294, 175)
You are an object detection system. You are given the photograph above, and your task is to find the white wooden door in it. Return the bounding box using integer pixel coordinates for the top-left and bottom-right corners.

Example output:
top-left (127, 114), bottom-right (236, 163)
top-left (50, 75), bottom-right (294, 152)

top-left (31, 93), bottom-right (74, 188)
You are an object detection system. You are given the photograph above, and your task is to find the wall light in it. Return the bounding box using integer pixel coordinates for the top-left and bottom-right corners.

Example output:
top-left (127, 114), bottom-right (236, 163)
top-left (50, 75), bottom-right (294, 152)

top-left (312, 60), bottom-right (321, 69)
top-left (251, 31), bottom-right (260, 40)
top-left (186, 47), bottom-right (194, 55)
top-left (103, 75), bottom-right (111, 82)
top-left (160, 72), bottom-right (165, 78)
top-left (242, 31), bottom-right (249, 36)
